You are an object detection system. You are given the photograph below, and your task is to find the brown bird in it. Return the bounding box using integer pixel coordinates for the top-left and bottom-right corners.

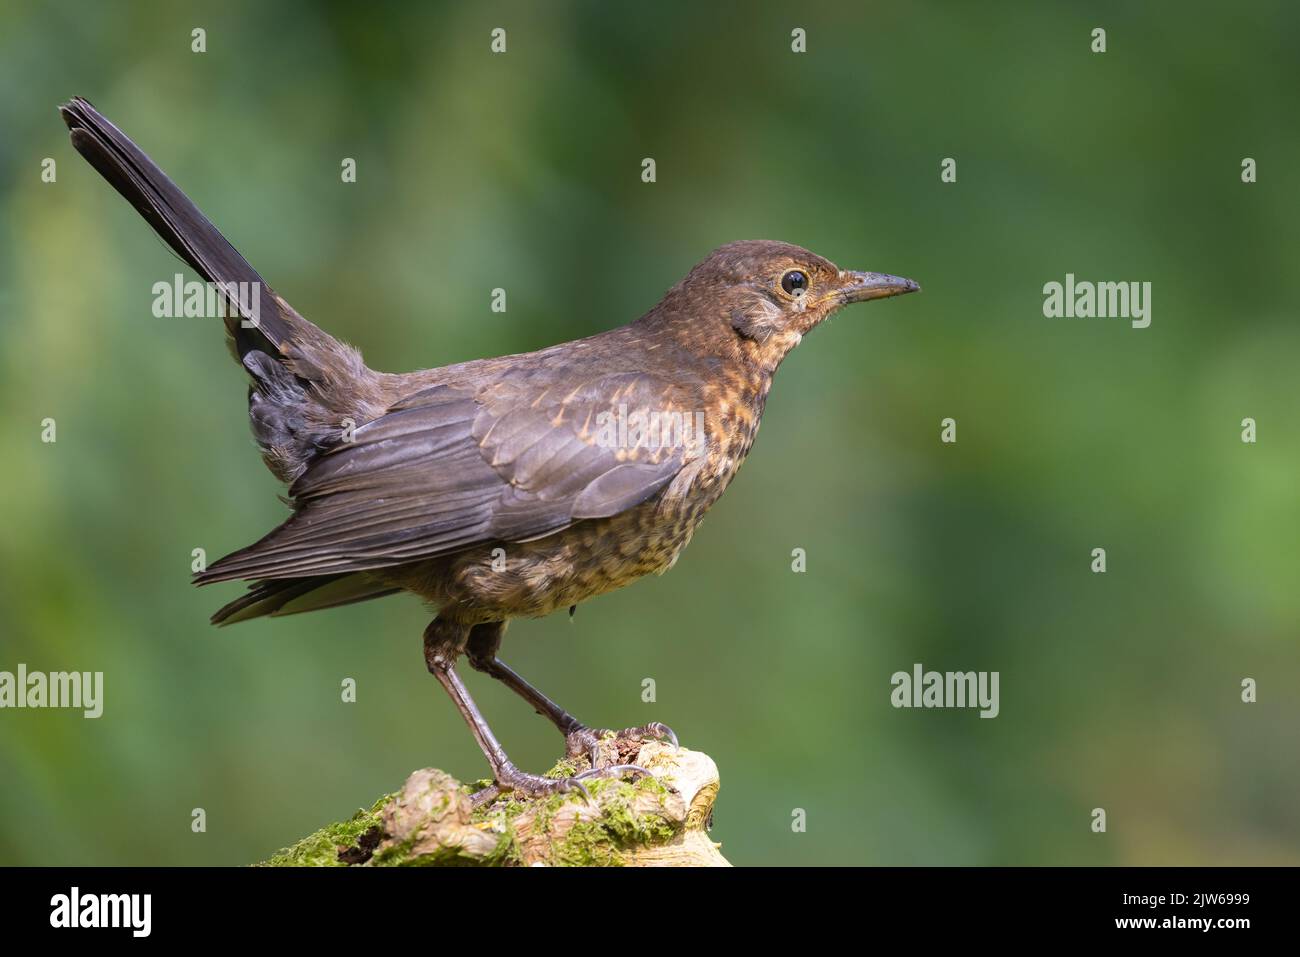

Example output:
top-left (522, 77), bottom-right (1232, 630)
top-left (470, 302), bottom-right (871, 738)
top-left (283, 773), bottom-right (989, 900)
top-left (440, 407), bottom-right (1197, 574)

top-left (60, 97), bottom-right (919, 800)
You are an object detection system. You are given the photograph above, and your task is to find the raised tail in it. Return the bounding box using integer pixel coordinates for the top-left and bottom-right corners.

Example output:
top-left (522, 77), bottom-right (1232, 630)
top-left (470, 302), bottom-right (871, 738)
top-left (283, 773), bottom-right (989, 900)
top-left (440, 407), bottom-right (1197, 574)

top-left (59, 96), bottom-right (296, 359)
top-left (60, 96), bottom-right (381, 484)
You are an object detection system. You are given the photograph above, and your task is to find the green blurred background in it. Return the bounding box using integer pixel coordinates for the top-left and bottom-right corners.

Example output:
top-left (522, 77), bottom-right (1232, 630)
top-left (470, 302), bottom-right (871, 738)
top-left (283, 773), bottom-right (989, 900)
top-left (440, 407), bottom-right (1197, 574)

top-left (1, 0), bottom-right (1297, 866)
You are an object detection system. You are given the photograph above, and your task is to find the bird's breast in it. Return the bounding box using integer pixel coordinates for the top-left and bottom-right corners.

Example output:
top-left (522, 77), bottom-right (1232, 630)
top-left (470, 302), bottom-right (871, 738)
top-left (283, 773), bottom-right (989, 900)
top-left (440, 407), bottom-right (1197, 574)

top-left (403, 370), bottom-right (772, 623)
top-left (682, 372), bottom-right (769, 504)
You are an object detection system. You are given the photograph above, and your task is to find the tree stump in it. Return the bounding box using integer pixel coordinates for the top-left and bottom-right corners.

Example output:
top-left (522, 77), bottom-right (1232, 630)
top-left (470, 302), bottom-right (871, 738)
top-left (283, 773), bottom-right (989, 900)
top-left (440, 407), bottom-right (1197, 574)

top-left (259, 740), bottom-right (729, 867)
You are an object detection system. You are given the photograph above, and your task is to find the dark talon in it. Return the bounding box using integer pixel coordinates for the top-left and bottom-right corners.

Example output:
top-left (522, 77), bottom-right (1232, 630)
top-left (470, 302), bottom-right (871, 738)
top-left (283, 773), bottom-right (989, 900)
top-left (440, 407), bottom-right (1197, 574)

top-left (561, 777), bottom-right (593, 804)
top-left (478, 764), bottom-right (598, 803)
top-left (643, 721), bottom-right (678, 749)
top-left (615, 722), bottom-right (678, 749)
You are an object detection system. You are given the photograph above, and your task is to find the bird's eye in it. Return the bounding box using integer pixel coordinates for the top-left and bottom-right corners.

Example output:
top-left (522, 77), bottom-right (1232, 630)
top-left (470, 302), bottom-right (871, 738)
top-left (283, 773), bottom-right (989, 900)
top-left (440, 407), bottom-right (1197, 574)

top-left (781, 270), bottom-right (809, 296)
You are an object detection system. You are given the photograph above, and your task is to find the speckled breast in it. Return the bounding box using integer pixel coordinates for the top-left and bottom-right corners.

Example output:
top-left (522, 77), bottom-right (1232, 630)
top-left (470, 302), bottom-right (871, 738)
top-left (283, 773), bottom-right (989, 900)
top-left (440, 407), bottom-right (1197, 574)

top-left (400, 376), bottom-right (770, 624)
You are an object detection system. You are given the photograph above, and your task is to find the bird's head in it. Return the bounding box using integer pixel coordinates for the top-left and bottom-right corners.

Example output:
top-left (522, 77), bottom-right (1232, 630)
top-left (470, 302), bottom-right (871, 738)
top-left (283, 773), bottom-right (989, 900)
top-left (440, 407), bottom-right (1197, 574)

top-left (646, 240), bottom-right (919, 371)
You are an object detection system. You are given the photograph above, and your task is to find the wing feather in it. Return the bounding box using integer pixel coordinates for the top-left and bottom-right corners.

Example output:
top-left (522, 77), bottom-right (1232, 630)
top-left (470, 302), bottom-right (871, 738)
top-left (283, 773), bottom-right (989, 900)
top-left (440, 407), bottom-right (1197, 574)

top-left (196, 372), bottom-right (692, 583)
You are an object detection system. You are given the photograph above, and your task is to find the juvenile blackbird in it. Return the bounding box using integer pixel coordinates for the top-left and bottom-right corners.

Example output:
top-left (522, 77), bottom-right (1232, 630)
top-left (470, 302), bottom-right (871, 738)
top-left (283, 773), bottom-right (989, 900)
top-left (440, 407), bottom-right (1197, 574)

top-left (60, 97), bottom-right (919, 799)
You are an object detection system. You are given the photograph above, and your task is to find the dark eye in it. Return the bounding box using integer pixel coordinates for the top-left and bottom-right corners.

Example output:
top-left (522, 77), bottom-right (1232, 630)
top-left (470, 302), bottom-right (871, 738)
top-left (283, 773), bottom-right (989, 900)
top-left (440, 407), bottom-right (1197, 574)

top-left (781, 270), bottom-right (808, 295)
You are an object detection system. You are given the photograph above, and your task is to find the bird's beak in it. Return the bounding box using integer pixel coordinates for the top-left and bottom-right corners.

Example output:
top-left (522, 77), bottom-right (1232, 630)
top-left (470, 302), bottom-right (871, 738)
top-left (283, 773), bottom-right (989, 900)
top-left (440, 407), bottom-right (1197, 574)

top-left (838, 271), bottom-right (921, 304)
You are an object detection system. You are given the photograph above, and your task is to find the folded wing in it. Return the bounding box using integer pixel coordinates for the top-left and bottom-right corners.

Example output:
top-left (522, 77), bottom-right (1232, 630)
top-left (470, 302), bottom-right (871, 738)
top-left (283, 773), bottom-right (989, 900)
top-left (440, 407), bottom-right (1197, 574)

top-left (196, 372), bottom-right (692, 583)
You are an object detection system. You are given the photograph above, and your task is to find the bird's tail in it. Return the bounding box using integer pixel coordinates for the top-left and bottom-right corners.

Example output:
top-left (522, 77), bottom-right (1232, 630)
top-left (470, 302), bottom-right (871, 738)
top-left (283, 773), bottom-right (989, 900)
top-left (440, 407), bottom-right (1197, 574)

top-left (59, 97), bottom-right (377, 483)
top-left (59, 96), bottom-right (300, 359)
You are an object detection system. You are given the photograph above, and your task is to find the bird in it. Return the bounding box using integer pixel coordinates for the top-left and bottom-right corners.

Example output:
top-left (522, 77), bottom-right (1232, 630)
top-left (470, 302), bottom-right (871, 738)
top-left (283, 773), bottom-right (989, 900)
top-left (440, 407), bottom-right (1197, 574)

top-left (59, 96), bottom-right (920, 801)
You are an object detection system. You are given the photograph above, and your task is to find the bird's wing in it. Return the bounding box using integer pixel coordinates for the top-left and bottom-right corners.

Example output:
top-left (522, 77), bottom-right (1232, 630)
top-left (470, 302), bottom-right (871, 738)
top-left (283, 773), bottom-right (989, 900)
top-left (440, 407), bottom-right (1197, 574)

top-left (196, 372), bottom-right (694, 583)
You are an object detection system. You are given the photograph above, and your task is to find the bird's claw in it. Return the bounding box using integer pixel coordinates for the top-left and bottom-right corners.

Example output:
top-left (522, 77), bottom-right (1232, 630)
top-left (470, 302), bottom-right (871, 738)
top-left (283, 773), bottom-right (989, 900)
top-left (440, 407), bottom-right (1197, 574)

top-left (469, 764), bottom-right (590, 803)
top-left (564, 721), bottom-right (679, 766)
top-left (626, 721), bottom-right (679, 749)
top-left (471, 762), bottom-right (652, 808)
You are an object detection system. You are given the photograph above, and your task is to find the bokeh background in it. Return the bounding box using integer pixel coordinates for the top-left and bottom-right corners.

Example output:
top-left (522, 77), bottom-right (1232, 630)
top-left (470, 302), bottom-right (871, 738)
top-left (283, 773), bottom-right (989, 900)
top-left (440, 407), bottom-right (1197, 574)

top-left (1, 0), bottom-right (1297, 866)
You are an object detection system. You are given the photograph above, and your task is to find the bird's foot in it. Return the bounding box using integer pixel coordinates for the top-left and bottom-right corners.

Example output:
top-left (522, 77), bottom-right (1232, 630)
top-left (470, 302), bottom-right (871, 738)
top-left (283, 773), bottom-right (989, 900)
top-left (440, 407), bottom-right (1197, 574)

top-left (470, 761), bottom-right (652, 809)
top-left (564, 721), bottom-right (679, 768)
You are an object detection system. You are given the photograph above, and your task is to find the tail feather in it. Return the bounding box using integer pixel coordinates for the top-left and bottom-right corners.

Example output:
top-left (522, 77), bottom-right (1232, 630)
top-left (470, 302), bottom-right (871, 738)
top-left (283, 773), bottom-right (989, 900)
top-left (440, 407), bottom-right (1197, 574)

top-left (211, 573), bottom-right (402, 626)
top-left (60, 96), bottom-right (382, 484)
top-left (62, 96), bottom-right (399, 621)
top-left (59, 96), bottom-right (294, 359)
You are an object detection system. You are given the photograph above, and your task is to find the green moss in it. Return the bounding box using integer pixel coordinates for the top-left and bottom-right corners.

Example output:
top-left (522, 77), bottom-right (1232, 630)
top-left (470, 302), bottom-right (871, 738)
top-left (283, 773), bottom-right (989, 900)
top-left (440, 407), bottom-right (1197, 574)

top-left (366, 818), bottom-right (518, 868)
top-left (258, 793), bottom-right (395, 867)
top-left (476, 826), bottom-right (523, 867)
top-left (587, 775), bottom-right (677, 846)
top-left (371, 833), bottom-right (467, 867)
top-left (367, 832), bottom-right (418, 866)
top-left (553, 819), bottom-right (625, 866)
top-left (544, 758), bottom-right (582, 779)
top-left (542, 774), bottom-right (677, 866)
top-left (262, 758), bottom-right (679, 867)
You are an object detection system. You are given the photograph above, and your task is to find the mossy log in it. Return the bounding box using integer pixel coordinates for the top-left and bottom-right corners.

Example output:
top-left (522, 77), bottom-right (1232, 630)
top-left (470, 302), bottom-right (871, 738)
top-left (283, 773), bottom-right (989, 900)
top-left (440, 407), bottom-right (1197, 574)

top-left (259, 740), bottom-right (729, 867)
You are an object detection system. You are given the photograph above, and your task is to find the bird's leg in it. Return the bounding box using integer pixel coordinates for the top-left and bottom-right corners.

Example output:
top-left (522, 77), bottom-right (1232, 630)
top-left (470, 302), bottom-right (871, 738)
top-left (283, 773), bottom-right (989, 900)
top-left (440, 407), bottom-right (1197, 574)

top-left (466, 621), bottom-right (678, 768)
top-left (424, 617), bottom-right (648, 805)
